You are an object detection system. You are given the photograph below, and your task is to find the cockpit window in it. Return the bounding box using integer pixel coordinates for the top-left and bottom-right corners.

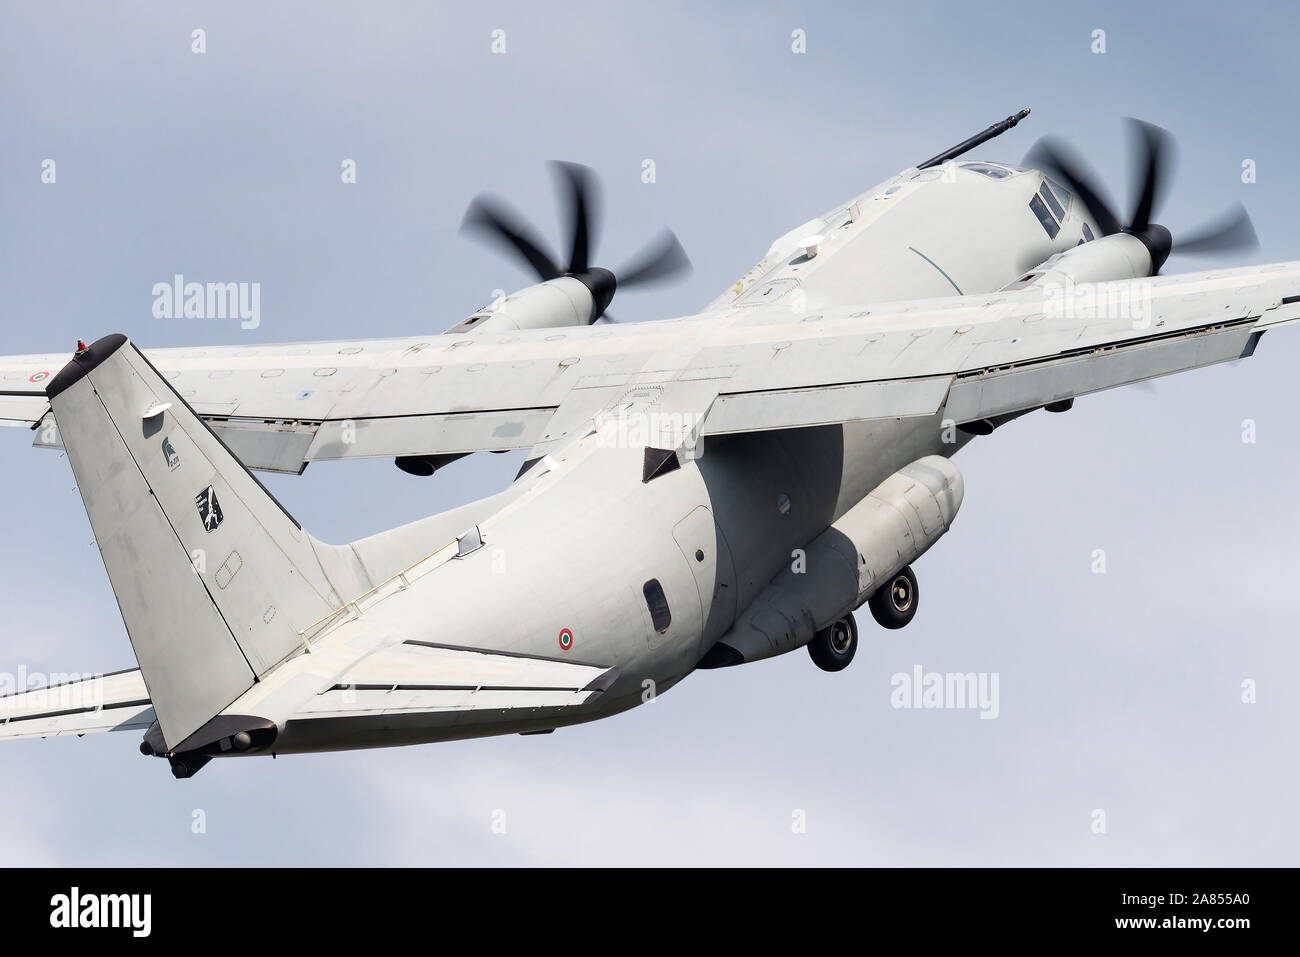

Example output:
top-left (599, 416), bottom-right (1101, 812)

top-left (960, 162), bottom-right (1014, 180)
top-left (1046, 178), bottom-right (1071, 212)
top-left (1039, 182), bottom-right (1065, 221)
top-left (1028, 194), bottom-right (1060, 239)
top-left (1082, 222), bottom-right (1095, 242)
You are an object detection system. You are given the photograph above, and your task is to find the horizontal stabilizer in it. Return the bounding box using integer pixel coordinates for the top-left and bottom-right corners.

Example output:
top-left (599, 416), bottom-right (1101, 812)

top-left (272, 639), bottom-right (620, 750)
top-left (0, 669), bottom-right (154, 741)
top-left (303, 640), bottom-right (617, 715)
top-left (0, 394), bottom-right (48, 428)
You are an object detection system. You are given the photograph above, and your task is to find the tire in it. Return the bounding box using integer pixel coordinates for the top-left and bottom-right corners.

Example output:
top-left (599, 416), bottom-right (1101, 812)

top-left (868, 565), bottom-right (919, 630)
top-left (807, 614), bottom-right (858, 672)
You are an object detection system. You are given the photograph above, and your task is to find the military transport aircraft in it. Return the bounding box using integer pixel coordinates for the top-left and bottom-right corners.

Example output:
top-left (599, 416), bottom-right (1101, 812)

top-left (0, 112), bottom-right (1290, 777)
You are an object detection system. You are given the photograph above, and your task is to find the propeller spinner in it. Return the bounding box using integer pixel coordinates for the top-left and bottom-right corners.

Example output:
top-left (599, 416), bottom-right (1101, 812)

top-left (1024, 118), bottom-right (1258, 274)
top-left (461, 162), bottom-right (691, 322)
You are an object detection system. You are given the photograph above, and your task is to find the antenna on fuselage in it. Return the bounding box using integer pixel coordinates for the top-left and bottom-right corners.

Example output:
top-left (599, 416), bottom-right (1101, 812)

top-left (915, 108), bottom-right (1031, 170)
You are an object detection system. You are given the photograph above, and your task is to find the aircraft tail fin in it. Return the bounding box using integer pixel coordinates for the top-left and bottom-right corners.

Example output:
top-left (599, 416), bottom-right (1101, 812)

top-left (46, 335), bottom-right (342, 749)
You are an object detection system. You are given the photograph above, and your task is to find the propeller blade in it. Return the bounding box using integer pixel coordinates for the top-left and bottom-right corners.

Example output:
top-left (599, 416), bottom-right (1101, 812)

top-left (460, 196), bottom-right (561, 282)
top-left (1174, 203), bottom-right (1259, 256)
top-left (616, 229), bottom-right (692, 288)
top-left (1024, 136), bottom-right (1124, 236)
top-left (551, 161), bottom-right (600, 274)
top-left (463, 164), bottom-right (692, 319)
top-left (1126, 118), bottom-right (1175, 233)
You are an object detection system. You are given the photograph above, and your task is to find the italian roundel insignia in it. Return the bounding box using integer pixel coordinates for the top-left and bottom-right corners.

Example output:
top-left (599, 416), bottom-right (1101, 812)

top-left (558, 628), bottom-right (573, 651)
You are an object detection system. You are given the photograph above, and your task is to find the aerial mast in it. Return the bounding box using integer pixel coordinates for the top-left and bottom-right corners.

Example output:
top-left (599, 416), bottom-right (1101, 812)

top-left (916, 108), bottom-right (1031, 170)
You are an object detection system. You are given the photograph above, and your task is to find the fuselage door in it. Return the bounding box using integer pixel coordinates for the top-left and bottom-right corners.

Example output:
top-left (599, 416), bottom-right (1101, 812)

top-left (672, 505), bottom-right (738, 655)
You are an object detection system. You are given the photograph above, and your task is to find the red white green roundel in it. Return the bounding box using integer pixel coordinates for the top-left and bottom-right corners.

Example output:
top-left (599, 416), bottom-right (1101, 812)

top-left (28, 371), bottom-right (50, 384)
top-left (558, 628), bottom-right (574, 651)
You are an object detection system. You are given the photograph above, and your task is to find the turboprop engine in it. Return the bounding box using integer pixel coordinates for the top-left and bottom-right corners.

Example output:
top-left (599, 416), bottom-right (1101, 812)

top-left (447, 161), bottom-right (690, 333)
top-left (447, 276), bottom-right (614, 333)
top-left (700, 456), bottom-right (964, 668)
top-left (1004, 231), bottom-right (1158, 290)
top-left (1013, 117), bottom-right (1257, 287)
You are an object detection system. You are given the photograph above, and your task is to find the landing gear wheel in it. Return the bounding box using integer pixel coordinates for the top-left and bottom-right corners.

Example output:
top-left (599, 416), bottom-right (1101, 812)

top-left (807, 614), bottom-right (858, 672)
top-left (869, 565), bottom-right (918, 630)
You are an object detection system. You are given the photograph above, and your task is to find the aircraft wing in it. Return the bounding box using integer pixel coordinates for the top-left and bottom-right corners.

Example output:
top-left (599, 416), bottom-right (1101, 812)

top-left (0, 669), bottom-right (155, 741)
top-left (3, 262), bottom-right (1299, 469)
top-left (693, 263), bottom-right (1300, 437)
top-left (0, 336), bottom-right (569, 473)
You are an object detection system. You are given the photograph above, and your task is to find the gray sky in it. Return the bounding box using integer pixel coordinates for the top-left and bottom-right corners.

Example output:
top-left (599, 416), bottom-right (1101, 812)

top-left (1, 0), bottom-right (1297, 865)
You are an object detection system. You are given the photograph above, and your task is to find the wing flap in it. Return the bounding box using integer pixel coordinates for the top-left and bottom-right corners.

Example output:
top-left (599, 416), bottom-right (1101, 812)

top-left (303, 408), bottom-right (554, 462)
top-left (704, 375), bottom-right (953, 434)
top-left (208, 420), bottom-right (318, 474)
top-left (943, 321), bottom-right (1259, 424)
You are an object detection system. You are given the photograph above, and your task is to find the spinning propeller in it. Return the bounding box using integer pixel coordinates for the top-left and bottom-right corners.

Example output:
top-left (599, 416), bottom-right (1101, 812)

top-left (461, 162), bottom-right (691, 322)
top-left (1025, 118), bottom-right (1258, 273)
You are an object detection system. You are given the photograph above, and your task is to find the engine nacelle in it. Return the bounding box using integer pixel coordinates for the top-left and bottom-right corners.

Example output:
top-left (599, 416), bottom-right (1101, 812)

top-left (445, 274), bottom-right (611, 334)
top-left (703, 456), bottom-right (963, 667)
top-left (1003, 230), bottom-right (1155, 290)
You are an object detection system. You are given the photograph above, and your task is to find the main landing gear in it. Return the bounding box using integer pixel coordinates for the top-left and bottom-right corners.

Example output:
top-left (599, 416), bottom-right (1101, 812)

top-left (807, 564), bottom-right (920, 672)
top-left (868, 565), bottom-right (919, 630)
top-left (807, 614), bottom-right (858, 672)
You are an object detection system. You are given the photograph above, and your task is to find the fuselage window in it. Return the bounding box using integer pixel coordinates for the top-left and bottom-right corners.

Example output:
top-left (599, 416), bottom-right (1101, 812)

top-left (1082, 222), bottom-right (1095, 242)
top-left (643, 579), bottom-right (671, 633)
top-left (1039, 182), bottom-right (1065, 221)
top-left (1028, 194), bottom-right (1060, 239)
